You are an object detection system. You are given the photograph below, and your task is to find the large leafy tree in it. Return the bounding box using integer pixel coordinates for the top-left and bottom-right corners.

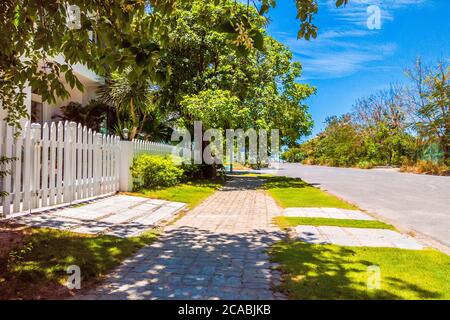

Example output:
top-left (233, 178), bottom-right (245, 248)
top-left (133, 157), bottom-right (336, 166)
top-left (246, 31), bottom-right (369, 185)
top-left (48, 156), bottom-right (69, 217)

top-left (0, 0), bottom-right (348, 127)
top-left (159, 1), bottom-right (315, 145)
top-left (405, 59), bottom-right (450, 164)
top-left (0, 0), bottom-right (346, 181)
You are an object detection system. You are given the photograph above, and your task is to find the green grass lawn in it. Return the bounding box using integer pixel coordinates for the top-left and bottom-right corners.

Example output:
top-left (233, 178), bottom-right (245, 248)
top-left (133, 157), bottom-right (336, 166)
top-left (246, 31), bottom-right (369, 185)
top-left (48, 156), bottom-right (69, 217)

top-left (275, 216), bottom-right (396, 230)
top-left (0, 227), bottom-right (157, 299)
top-left (260, 176), bottom-right (358, 209)
top-left (269, 240), bottom-right (450, 300)
top-left (131, 180), bottom-right (223, 209)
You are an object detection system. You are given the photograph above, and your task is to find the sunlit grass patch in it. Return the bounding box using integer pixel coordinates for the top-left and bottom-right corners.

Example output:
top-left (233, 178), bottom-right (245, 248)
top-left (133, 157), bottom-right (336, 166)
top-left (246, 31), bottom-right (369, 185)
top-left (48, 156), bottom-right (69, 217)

top-left (132, 179), bottom-right (223, 209)
top-left (269, 240), bottom-right (450, 300)
top-left (274, 216), bottom-right (395, 230)
top-left (0, 227), bottom-right (157, 299)
top-left (260, 176), bottom-right (358, 209)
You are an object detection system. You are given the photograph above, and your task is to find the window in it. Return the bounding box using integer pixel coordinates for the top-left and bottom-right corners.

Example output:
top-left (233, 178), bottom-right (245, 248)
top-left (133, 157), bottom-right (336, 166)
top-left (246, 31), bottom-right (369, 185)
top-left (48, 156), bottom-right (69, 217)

top-left (31, 93), bottom-right (43, 125)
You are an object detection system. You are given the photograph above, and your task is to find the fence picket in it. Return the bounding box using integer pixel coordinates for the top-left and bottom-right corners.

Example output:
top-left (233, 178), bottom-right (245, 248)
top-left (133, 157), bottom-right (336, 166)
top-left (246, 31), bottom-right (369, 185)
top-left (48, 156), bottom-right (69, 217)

top-left (56, 122), bottom-right (64, 205)
top-left (22, 122), bottom-right (32, 211)
top-left (76, 123), bottom-right (83, 200)
top-left (1, 124), bottom-right (13, 215)
top-left (82, 126), bottom-right (88, 199)
top-left (49, 123), bottom-right (57, 206)
top-left (1, 119), bottom-right (175, 216)
top-left (12, 126), bottom-right (23, 212)
top-left (41, 123), bottom-right (49, 207)
top-left (87, 128), bottom-right (93, 197)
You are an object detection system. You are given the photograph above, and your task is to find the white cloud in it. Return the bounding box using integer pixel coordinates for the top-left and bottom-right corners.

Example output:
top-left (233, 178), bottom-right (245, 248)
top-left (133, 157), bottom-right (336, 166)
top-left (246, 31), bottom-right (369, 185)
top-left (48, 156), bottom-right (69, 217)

top-left (325, 0), bottom-right (429, 25)
top-left (272, 0), bottom-right (429, 79)
top-left (282, 34), bottom-right (397, 79)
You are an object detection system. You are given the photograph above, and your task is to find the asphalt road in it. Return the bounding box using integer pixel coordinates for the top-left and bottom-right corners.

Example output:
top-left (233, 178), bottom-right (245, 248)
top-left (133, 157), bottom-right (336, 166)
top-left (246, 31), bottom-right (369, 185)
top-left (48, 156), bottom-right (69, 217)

top-left (274, 163), bottom-right (450, 248)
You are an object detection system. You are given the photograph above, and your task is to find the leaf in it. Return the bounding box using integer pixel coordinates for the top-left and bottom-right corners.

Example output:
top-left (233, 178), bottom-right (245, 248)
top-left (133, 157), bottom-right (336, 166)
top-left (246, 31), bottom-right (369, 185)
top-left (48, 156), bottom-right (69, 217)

top-left (215, 20), bottom-right (236, 33)
top-left (336, 0), bottom-right (348, 7)
top-left (135, 51), bottom-right (148, 66)
top-left (121, 39), bottom-right (132, 48)
top-left (250, 30), bottom-right (264, 51)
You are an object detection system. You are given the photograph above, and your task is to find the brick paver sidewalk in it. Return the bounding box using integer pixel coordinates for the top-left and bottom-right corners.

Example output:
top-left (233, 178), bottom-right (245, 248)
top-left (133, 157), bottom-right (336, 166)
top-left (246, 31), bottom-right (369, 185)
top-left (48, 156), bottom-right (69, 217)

top-left (83, 176), bottom-right (285, 300)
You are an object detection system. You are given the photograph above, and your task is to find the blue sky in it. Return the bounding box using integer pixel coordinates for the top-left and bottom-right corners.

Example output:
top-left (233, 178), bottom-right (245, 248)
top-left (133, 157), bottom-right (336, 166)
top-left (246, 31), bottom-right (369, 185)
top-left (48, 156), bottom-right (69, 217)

top-left (265, 0), bottom-right (450, 138)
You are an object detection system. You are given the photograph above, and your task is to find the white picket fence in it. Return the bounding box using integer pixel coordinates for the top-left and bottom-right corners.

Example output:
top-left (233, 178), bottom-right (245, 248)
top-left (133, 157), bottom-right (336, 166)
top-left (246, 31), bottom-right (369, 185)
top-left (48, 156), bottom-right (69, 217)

top-left (0, 120), bottom-right (175, 217)
top-left (133, 139), bottom-right (176, 157)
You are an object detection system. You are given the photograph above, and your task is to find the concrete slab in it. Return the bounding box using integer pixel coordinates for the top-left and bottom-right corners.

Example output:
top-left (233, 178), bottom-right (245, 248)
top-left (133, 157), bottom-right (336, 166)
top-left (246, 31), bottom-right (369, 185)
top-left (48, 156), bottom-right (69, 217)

top-left (100, 206), bottom-right (158, 224)
top-left (294, 225), bottom-right (423, 249)
top-left (14, 214), bottom-right (82, 230)
top-left (283, 207), bottom-right (375, 220)
top-left (11, 195), bottom-right (186, 237)
top-left (53, 207), bottom-right (112, 220)
top-left (164, 202), bottom-right (186, 209)
top-left (134, 206), bottom-right (181, 226)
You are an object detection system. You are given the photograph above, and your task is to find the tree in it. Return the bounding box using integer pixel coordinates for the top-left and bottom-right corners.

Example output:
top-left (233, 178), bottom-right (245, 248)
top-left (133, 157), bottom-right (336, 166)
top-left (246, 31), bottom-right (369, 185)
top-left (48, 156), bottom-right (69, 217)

top-left (281, 147), bottom-right (306, 162)
top-left (52, 100), bottom-right (109, 131)
top-left (158, 1), bottom-right (314, 141)
top-left (1, 0), bottom-right (347, 127)
top-left (405, 59), bottom-right (450, 164)
top-left (1, 0), bottom-right (343, 181)
top-left (98, 69), bottom-right (157, 140)
top-left (352, 86), bottom-right (415, 165)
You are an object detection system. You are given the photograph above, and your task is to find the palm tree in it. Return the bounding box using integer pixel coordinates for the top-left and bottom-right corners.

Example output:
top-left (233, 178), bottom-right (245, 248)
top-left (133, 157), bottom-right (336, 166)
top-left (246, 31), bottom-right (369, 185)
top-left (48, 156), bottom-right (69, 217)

top-left (98, 68), bottom-right (156, 140)
top-left (52, 100), bottom-right (108, 131)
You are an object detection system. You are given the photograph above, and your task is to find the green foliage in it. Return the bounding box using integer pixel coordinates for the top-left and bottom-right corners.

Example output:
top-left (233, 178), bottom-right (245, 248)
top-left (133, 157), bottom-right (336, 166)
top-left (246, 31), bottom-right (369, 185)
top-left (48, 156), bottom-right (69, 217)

top-left (0, 0), bottom-right (337, 181)
top-left (98, 68), bottom-right (157, 140)
top-left (406, 59), bottom-right (450, 164)
top-left (51, 100), bottom-right (109, 131)
top-left (0, 227), bottom-right (157, 299)
top-left (180, 90), bottom-right (246, 129)
top-left (281, 147), bottom-right (306, 162)
top-left (295, 60), bottom-right (449, 170)
top-left (134, 180), bottom-right (223, 209)
top-left (260, 176), bottom-right (358, 209)
top-left (297, 87), bottom-right (418, 168)
top-left (180, 162), bottom-right (203, 181)
top-left (131, 154), bottom-right (184, 190)
top-left (270, 241), bottom-right (450, 299)
top-left (158, 1), bottom-right (315, 144)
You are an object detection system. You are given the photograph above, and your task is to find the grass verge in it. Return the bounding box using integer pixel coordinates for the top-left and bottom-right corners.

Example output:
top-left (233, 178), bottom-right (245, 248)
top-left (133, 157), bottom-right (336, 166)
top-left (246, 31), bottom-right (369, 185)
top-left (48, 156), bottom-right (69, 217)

top-left (260, 176), bottom-right (358, 209)
top-left (130, 179), bottom-right (223, 209)
top-left (269, 240), bottom-right (450, 300)
top-left (274, 216), bottom-right (395, 230)
top-left (0, 225), bottom-right (157, 299)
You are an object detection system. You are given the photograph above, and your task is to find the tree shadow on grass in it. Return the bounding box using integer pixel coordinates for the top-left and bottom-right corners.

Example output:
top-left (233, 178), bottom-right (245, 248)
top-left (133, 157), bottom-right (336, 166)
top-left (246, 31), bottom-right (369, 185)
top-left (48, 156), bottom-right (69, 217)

top-left (269, 240), bottom-right (442, 300)
top-left (0, 227), bottom-right (157, 299)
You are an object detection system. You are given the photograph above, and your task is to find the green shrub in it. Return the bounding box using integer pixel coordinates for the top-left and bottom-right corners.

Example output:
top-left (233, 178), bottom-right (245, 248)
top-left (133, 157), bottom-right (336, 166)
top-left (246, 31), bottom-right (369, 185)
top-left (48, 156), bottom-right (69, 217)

top-left (356, 160), bottom-right (376, 169)
top-left (131, 154), bottom-right (184, 190)
top-left (180, 162), bottom-right (202, 181)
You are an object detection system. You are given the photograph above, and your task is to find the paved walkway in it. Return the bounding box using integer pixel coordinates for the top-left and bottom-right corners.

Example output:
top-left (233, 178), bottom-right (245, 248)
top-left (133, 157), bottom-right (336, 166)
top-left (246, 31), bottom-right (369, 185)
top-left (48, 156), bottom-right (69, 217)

top-left (294, 225), bottom-right (423, 249)
top-left (8, 195), bottom-right (186, 237)
top-left (84, 177), bottom-right (285, 300)
top-left (283, 207), bottom-right (376, 220)
top-left (283, 207), bottom-right (423, 249)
